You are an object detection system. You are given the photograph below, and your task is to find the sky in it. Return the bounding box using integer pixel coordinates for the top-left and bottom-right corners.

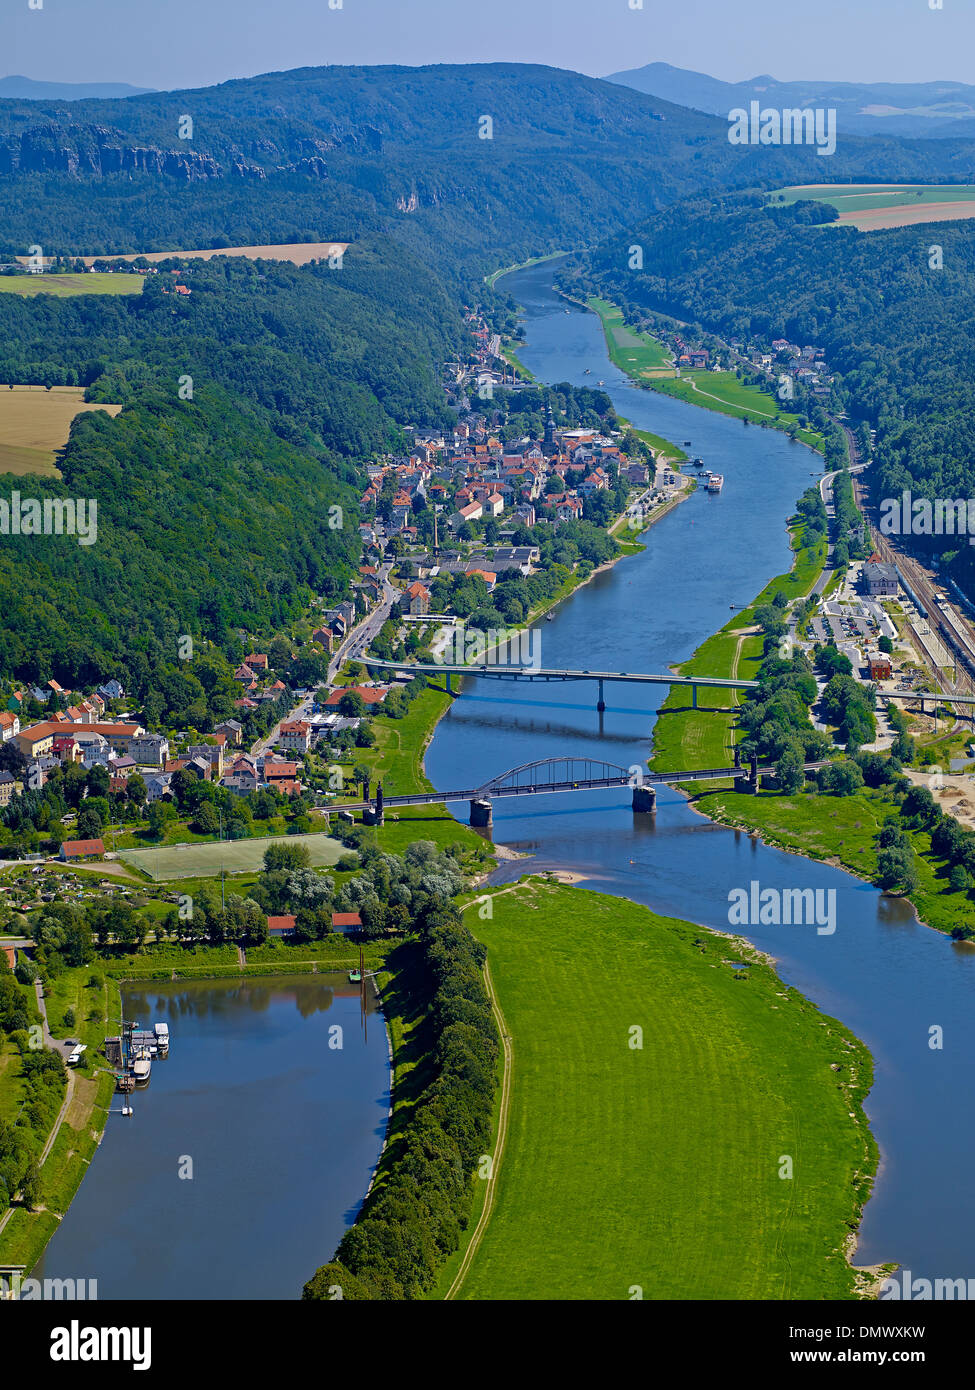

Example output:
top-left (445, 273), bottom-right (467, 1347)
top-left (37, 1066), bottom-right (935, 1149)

top-left (5, 0), bottom-right (975, 92)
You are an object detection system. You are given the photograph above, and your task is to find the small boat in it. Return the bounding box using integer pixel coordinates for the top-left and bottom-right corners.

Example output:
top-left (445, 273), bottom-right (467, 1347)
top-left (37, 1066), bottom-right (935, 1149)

top-left (584, 368), bottom-right (591, 374)
top-left (730, 604), bottom-right (736, 609)
top-left (131, 1053), bottom-right (151, 1087)
top-left (598, 380), bottom-right (605, 386)
top-left (706, 473), bottom-right (724, 493)
top-left (546, 612), bottom-right (555, 622)
top-left (683, 440), bottom-right (692, 446)
top-left (121, 1104), bottom-right (133, 1117)
top-left (349, 969), bottom-right (362, 983)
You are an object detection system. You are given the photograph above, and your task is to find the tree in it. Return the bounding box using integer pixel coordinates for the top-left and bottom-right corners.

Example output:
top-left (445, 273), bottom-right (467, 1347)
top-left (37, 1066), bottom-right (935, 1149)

top-left (127, 773), bottom-right (147, 808)
top-left (263, 842), bottom-right (310, 872)
top-left (146, 799), bottom-right (175, 839)
top-left (338, 691), bottom-right (367, 718)
top-left (775, 744), bottom-right (805, 794)
top-left (352, 763), bottom-right (371, 794)
top-left (76, 808), bottom-right (103, 840)
top-left (85, 764), bottom-right (110, 799)
top-left (876, 845), bottom-right (919, 895)
top-left (194, 802), bottom-right (220, 835)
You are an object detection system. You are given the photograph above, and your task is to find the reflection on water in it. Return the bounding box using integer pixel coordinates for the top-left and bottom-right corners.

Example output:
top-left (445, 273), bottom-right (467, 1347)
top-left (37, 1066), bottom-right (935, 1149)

top-left (424, 263), bottom-right (975, 1280)
top-left (34, 974), bottom-right (390, 1300)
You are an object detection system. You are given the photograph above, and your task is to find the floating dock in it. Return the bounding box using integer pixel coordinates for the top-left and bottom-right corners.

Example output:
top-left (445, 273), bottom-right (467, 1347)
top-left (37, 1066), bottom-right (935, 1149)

top-left (107, 1019), bottom-right (172, 1091)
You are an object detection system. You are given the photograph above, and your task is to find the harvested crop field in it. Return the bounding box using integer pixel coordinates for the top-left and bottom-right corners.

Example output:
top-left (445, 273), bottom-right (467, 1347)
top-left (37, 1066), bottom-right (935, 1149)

top-left (772, 183), bottom-right (975, 230)
top-left (0, 386), bottom-right (122, 477)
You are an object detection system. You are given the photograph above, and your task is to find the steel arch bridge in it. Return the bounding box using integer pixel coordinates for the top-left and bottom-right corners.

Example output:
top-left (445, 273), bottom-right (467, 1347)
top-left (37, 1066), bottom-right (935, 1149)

top-left (477, 756), bottom-right (633, 797)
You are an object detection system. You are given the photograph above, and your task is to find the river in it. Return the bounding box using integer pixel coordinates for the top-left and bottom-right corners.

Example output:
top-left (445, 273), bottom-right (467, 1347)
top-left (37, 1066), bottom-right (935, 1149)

top-left (33, 974), bottom-right (390, 1299)
top-left (425, 261), bottom-right (975, 1281)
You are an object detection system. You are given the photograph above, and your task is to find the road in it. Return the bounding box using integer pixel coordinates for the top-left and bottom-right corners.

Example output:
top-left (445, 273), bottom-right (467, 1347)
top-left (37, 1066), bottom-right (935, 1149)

top-left (250, 563), bottom-right (399, 756)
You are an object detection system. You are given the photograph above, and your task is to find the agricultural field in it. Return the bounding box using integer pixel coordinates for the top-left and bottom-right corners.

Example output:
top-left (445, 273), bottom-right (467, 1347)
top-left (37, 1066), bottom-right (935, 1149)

top-left (0, 272), bottom-right (143, 297)
top-left (771, 183), bottom-right (975, 230)
top-left (118, 831), bottom-right (345, 881)
top-left (457, 880), bottom-right (876, 1300)
top-left (77, 241), bottom-right (350, 267)
top-left (0, 385), bottom-right (123, 477)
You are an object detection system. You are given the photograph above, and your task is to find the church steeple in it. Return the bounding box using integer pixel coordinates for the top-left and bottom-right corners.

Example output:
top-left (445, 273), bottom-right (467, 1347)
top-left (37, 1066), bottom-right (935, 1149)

top-left (543, 404), bottom-right (555, 449)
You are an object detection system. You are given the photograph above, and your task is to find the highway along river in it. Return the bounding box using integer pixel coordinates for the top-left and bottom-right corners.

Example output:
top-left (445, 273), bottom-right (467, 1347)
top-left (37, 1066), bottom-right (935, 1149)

top-left (33, 975), bottom-right (390, 1299)
top-left (425, 261), bottom-right (975, 1281)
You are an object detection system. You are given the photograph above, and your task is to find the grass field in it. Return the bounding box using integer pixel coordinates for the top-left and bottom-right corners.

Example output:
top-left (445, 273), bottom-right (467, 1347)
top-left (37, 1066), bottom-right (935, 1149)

top-left (588, 297), bottom-right (676, 378)
top-left (0, 273), bottom-right (143, 298)
top-left (118, 831), bottom-right (345, 881)
top-left (78, 242), bottom-right (350, 268)
top-left (652, 371), bottom-right (825, 450)
top-left (485, 250), bottom-right (566, 290)
top-left (650, 520), bottom-right (827, 777)
top-left (0, 385), bottom-right (122, 476)
top-left (771, 183), bottom-right (975, 230)
top-left (456, 880), bottom-right (875, 1300)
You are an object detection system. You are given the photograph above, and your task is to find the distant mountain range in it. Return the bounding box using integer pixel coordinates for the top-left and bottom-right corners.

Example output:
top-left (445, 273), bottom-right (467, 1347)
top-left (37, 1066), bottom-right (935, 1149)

top-left (0, 75), bottom-right (155, 101)
top-left (606, 62), bottom-right (975, 139)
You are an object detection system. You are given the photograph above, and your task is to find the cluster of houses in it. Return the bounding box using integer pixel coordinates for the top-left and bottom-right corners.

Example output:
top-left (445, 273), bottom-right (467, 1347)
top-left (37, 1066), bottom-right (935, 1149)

top-left (731, 336), bottom-right (832, 398)
top-left (359, 409), bottom-right (644, 543)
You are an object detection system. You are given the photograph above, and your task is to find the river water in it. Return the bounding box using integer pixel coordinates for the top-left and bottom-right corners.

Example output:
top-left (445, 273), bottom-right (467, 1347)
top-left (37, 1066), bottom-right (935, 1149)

top-left (425, 261), bottom-right (975, 1281)
top-left (33, 975), bottom-right (390, 1299)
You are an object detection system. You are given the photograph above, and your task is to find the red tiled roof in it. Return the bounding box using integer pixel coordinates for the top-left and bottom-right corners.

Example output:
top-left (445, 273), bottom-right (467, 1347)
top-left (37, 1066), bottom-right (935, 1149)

top-left (267, 915), bottom-right (296, 932)
top-left (324, 686), bottom-right (388, 707)
top-left (331, 912), bottom-right (362, 928)
top-left (62, 838), bottom-right (105, 857)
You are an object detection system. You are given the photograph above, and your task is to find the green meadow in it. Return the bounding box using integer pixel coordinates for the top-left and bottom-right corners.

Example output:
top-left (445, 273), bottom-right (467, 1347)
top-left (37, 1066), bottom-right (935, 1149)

top-left (457, 879), bottom-right (876, 1300)
top-left (0, 273), bottom-right (143, 297)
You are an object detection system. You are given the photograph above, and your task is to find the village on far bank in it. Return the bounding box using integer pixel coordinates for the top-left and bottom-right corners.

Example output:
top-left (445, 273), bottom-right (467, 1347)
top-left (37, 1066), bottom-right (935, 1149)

top-left (0, 310), bottom-right (695, 934)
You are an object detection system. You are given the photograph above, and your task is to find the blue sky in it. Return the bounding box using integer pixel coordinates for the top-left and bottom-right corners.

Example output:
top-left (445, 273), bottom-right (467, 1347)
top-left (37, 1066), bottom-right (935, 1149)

top-left (5, 0), bottom-right (975, 92)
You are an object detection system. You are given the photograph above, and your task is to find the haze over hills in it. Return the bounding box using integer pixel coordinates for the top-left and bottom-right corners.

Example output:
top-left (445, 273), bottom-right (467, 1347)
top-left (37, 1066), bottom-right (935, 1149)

top-left (0, 75), bottom-right (155, 101)
top-left (607, 61), bottom-right (975, 139)
top-left (5, 63), bottom-right (975, 272)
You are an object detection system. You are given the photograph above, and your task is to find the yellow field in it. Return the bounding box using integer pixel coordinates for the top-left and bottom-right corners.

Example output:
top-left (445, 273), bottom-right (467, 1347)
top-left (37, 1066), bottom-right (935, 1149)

top-left (0, 386), bottom-right (123, 477)
top-left (77, 241), bottom-right (350, 267)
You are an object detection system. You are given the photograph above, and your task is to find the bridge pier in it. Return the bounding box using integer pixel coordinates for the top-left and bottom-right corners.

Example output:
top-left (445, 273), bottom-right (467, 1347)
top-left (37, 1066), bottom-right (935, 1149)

top-left (469, 798), bottom-right (493, 828)
top-left (597, 678), bottom-right (606, 714)
top-left (631, 785), bottom-right (656, 813)
top-left (747, 756), bottom-right (761, 794)
top-left (692, 683), bottom-right (698, 710)
top-left (446, 672), bottom-right (453, 694)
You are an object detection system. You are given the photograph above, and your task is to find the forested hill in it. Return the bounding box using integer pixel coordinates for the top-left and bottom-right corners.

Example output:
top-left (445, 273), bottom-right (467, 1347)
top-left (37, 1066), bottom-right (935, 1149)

top-left (0, 245), bottom-right (461, 687)
top-left (566, 193), bottom-right (975, 598)
top-left (6, 63), bottom-right (975, 277)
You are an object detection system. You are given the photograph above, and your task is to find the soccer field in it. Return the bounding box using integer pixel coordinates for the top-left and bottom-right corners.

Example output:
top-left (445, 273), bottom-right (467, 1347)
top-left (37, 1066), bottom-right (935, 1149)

top-left (118, 832), bottom-right (345, 881)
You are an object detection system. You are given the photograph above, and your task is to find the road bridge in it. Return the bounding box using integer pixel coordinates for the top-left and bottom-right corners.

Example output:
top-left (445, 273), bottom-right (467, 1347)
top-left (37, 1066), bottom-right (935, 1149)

top-left (367, 658), bottom-right (975, 713)
top-left (338, 755), bottom-right (827, 827)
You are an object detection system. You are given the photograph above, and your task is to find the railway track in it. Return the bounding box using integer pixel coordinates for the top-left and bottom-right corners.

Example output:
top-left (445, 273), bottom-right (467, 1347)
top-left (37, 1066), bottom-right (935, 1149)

top-left (849, 458), bottom-right (975, 720)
